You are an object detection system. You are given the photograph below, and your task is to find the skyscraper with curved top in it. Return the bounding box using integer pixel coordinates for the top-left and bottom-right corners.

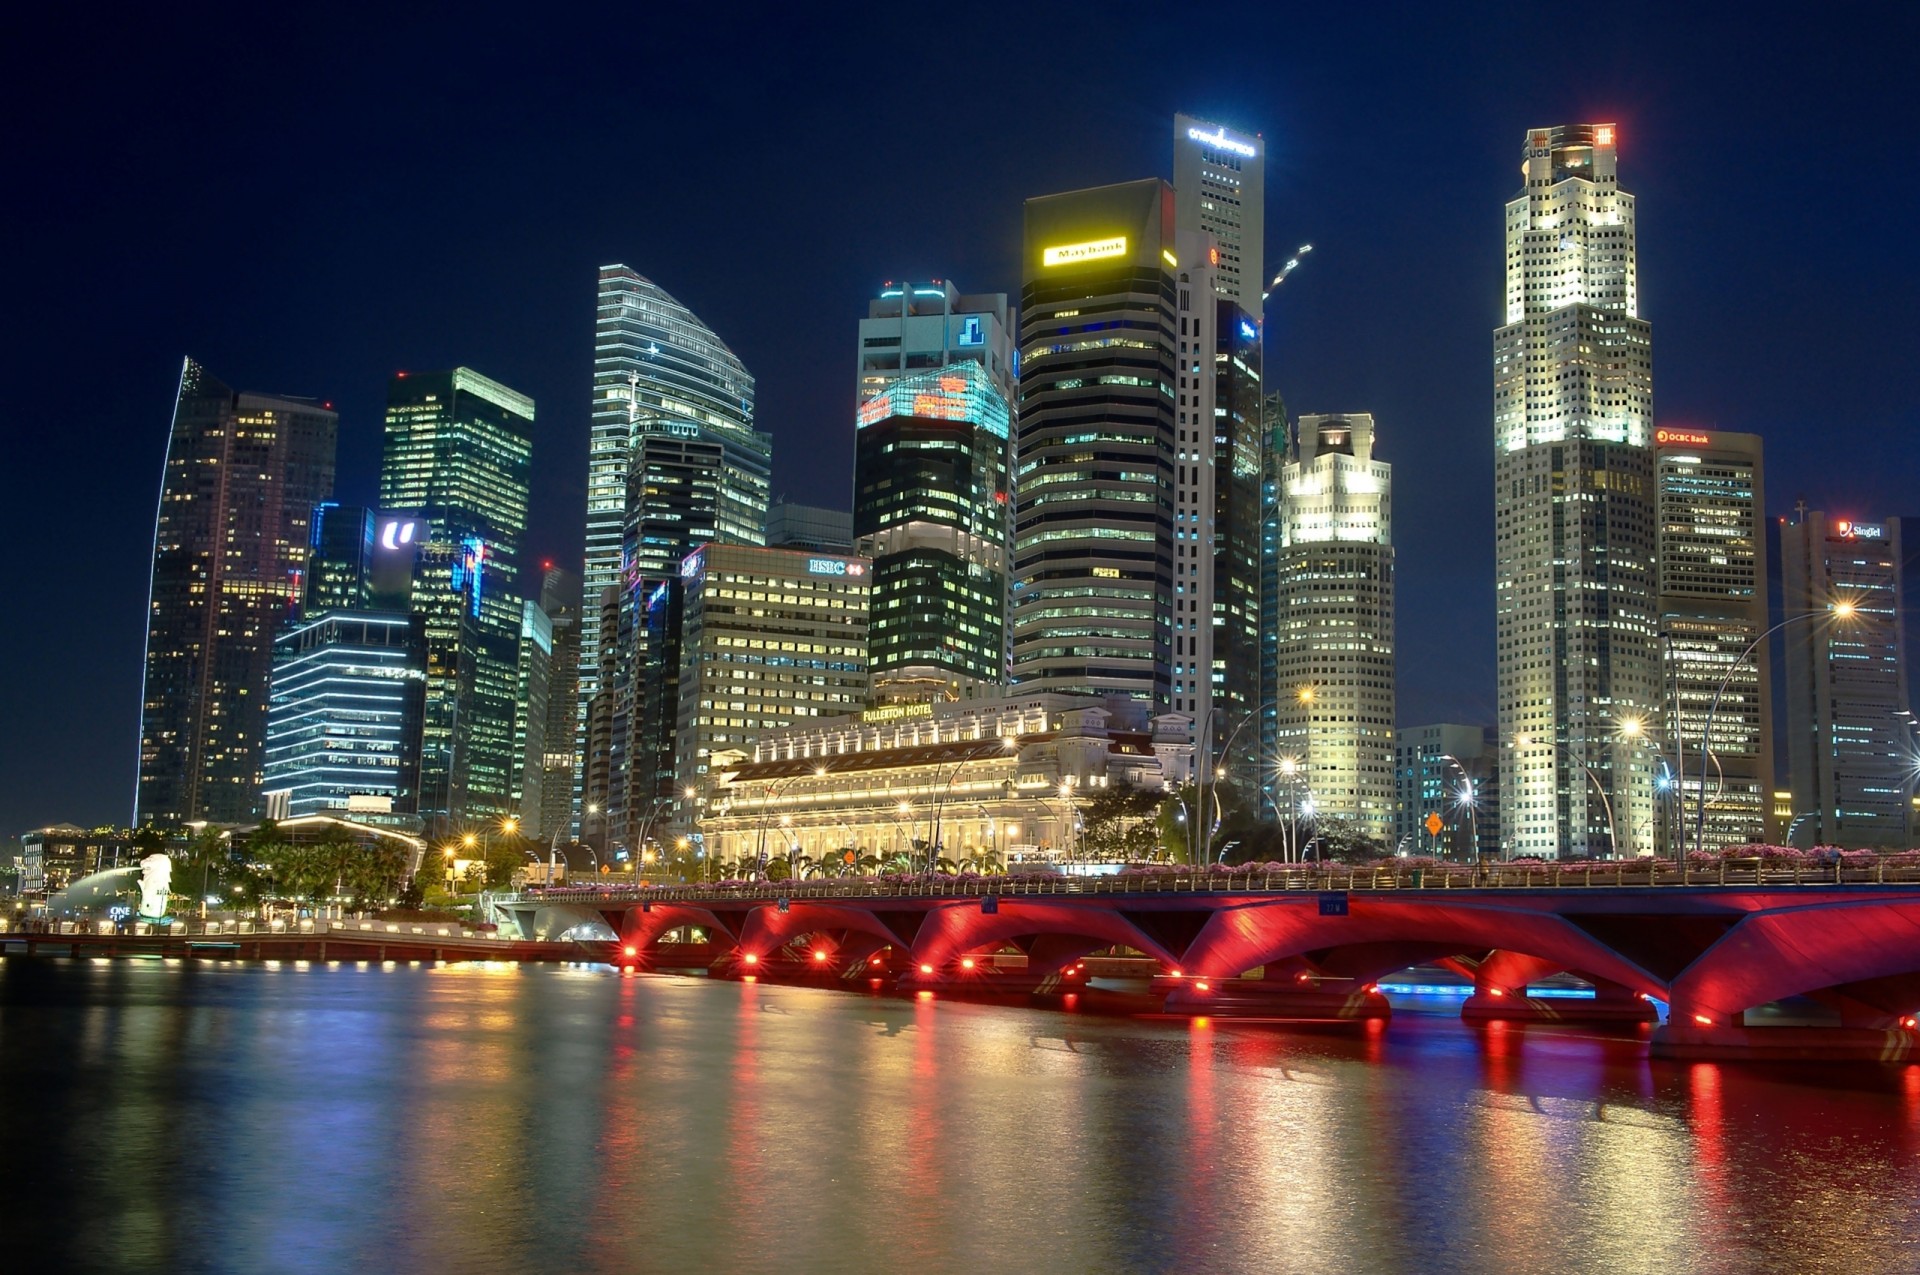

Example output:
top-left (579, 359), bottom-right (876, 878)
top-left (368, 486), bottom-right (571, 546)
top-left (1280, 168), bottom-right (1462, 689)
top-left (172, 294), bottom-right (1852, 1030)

top-left (582, 266), bottom-right (768, 841)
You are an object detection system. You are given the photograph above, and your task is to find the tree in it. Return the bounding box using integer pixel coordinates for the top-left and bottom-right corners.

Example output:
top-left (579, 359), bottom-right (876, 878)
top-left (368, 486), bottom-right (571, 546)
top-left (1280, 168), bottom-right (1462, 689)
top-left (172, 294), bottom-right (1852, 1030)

top-left (1078, 785), bottom-right (1165, 860)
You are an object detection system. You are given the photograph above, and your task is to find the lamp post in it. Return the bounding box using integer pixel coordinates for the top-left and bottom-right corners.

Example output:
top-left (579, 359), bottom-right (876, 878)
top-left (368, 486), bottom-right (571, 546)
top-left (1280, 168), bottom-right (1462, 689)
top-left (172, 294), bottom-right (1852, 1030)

top-left (1693, 604), bottom-right (1852, 859)
top-left (1513, 735), bottom-right (1618, 859)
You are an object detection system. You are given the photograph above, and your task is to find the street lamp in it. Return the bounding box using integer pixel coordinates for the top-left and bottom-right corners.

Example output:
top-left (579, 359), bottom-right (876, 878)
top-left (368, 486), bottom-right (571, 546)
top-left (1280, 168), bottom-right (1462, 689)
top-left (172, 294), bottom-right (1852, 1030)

top-left (1513, 734), bottom-right (1618, 858)
top-left (1693, 602), bottom-right (1853, 858)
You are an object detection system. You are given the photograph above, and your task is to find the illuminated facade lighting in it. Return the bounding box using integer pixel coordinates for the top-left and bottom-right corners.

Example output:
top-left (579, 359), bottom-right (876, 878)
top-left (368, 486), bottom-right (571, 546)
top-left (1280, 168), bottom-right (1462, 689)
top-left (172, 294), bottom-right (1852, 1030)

top-left (1493, 123), bottom-right (1656, 858)
top-left (138, 358), bottom-right (339, 826)
top-left (1276, 414), bottom-right (1396, 844)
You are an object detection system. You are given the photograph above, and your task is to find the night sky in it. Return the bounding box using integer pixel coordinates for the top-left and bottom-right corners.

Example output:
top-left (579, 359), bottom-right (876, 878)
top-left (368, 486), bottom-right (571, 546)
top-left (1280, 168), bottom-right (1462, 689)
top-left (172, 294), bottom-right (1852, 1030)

top-left (6, 4), bottom-right (1917, 837)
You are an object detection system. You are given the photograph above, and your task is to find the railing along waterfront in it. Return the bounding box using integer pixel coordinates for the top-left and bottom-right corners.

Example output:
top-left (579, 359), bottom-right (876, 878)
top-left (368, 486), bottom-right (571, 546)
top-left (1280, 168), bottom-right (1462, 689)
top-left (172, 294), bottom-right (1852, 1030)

top-left (537, 857), bottom-right (1920, 907)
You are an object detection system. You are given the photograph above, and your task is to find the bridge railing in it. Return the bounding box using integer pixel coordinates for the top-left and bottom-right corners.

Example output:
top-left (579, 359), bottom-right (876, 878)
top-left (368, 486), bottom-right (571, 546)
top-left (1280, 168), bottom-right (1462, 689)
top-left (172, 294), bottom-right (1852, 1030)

top-left (533, 857), bottom-right (1920, 907)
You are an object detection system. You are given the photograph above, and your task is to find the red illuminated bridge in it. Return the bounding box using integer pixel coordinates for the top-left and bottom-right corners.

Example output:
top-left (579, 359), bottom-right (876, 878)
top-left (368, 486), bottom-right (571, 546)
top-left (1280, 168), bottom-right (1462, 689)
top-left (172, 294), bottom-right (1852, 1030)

top-left (520, 863), bottom-right (1920, 1061)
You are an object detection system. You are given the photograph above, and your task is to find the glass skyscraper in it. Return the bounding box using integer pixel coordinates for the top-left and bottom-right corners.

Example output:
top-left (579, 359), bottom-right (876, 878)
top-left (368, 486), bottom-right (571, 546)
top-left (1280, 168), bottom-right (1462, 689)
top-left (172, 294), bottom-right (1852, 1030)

top-left (854, 360), bottom-right (1012, 700)
top-left (584, 266), bottom-right (765, 718)
top-left (380, 367), bottom-right (534, 828)
top-left (584, 266), bottom-right (769, 849)
top-left (138, 357), bottom-right (337, 827)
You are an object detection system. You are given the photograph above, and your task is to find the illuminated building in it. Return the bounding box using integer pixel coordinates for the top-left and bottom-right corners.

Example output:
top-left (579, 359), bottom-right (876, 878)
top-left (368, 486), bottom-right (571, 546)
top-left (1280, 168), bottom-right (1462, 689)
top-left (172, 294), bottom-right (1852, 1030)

top-left (673, 544), bottom-right (871, 818)
top-left (1014, 179), bottom-right (1180, 708)
top-left (1257, 389), bottom-right (1288, 813)
top-left (767, 499), bottom-right (854, 552)
top-left (534, 566), bottom-right (583, 840)
top-left (261, 612), bottom-right (426, 820)
top-left (1394, 724), bottom-right (1498, 859)
top-left (304, 504), bottom-right (375, 614)
top-left (18, 826), bottom-right (135, 897)
top-left (138, 358), bottom-right (337, 827)
top-left (511, 599), bottom-right (552, 828)
top-left (855, 280), bottom-right (1013, 412)
top-left (1493, 123), bottom-right (1656, 858)
top-left (1654, 428), bottom-right (1772, 851)
top-left (1781, 511), bottom-right (1910, 847)
top-left (697, 695), bottom-right (1190, 869)
top-left (1173, 113), bottom-right (1264, 320)
top-left (854, 360), bottom-right (1012, 702)
top-left (1274, 413), bottom-right (1396, 844)
top-left (584, 265), bottom-right (766, 736)
top-left (380, 368), bottom-right (534, 827)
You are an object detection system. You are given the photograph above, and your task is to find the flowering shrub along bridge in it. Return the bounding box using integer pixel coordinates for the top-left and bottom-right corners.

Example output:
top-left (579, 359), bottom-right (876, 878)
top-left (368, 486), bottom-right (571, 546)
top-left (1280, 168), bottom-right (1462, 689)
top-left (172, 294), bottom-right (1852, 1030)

top-left (529, 855), bottom-right (1920, 1061)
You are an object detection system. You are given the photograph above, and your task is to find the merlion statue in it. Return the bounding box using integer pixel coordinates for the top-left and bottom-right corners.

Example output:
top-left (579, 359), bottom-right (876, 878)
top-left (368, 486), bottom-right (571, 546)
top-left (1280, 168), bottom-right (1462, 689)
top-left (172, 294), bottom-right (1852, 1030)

top-left (137, 853), bottom-right (174, 920)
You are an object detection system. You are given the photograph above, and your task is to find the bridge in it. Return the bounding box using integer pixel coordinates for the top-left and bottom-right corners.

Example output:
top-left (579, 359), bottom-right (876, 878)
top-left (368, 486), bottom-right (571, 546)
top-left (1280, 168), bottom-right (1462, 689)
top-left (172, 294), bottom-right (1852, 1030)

top-left (515, 862), bottom-right (1920, 1061)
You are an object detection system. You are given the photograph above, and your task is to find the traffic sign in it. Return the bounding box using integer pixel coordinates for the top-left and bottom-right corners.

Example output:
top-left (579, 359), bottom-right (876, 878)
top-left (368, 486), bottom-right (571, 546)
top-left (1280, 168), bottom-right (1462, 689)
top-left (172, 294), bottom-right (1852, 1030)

top-left (1424, 812), bottom-right (1444, 836)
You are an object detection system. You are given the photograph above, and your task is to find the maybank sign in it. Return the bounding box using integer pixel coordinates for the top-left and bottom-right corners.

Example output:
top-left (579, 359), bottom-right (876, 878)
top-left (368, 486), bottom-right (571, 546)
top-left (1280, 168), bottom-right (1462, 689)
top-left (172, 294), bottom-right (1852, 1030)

top-left (1042, 236), bottom-right (1128, 267)
top-left (1186, 125), bottom-right (1257, 158)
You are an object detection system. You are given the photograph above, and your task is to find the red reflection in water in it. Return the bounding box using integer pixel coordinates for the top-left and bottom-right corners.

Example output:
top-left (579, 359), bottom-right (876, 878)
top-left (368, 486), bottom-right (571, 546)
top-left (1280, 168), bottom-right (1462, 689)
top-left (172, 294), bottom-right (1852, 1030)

top-left (903, 991), bottom-right (946, 1210)
top-left (1906, 1066), bottom-right (1920, 1126)
top-left (1480, 1018), bottom-right (1514, 1092)
top-left (1172, 1016), bottom-right (1220, 1250)
top-left (1688, 1062), bottom-right (1732, 1252)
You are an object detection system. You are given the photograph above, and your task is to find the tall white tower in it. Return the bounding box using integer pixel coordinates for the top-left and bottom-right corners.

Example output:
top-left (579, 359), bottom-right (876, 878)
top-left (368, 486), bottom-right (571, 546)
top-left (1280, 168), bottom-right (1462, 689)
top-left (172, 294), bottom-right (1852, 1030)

top-left (1275, 413), bottom-right (1396, 845)
top-left (1493, 124), bottom-right (1657, 858)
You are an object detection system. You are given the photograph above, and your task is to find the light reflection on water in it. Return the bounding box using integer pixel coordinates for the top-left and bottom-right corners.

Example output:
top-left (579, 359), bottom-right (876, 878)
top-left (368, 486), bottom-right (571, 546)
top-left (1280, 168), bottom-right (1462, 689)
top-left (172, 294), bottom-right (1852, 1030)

top-left (2, 964), bottom-right (1918, 1274)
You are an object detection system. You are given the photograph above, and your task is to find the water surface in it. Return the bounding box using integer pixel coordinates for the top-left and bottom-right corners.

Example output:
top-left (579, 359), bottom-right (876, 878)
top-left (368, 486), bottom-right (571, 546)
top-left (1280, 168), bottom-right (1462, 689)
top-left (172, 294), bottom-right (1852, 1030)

top-left (2, 959), bottom-right (1916, 1273)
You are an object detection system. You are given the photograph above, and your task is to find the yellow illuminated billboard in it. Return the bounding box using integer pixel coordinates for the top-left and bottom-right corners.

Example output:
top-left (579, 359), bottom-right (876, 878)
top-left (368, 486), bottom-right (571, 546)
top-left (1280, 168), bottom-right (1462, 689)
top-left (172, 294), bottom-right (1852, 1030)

top-left (1041, 236), bottom-right (1128, 267)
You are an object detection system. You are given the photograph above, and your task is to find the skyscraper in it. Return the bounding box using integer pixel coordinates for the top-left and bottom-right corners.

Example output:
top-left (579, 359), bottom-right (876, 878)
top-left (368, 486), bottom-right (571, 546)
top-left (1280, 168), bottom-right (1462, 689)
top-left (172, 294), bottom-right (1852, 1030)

top-left (1014, 179), bottom-right (1180, 708)
top-left (303, 503), bottom-right (375, 615)
top-left (138, 358), bottom-right (337, 827)
top-left (1493, 123), bottom-right (1656, 858)
top-left (512, 598), bottom-right (552, 829)
top-left (1781, 511), bottom-right (1910, 847)
top-left (534, 566), bottom-right (583, 841)
top-left (854, 280), bottom-right (1014, 411)
top-left (1173, 113), bottom-right (1264, 319)
top-left (1654, 428), bottom-right (1772, 852)
top-left (380, 367), bottom-right (534, 827)
top-left (1275, 413), bottom-right (1396, 844)
top-left (584, 265), bottom-right (765, 723)
top-left (767, 500), bottom-right (855, 552)
top-left (1172, 116), bottom-right (1266, 790)
top-left (854, 360), bottom-right (1012, 702)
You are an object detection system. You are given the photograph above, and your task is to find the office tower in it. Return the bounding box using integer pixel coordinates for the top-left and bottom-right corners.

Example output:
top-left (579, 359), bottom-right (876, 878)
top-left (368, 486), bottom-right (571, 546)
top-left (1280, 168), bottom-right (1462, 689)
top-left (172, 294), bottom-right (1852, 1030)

top-left (138, 358), bottom-right (337, 827)
top-left (854, 361), bottom-right (1012, 703)
top-left (675, 544), bottom-right (871, 814)
top-left (767, 500), bottom-right (855, 552)
top-left (1257, 389), bottom-right (1288, 814)
top-left (1173, 114), bottom-right (1264, 319)
top-left (584, 265), bottom-right (765, 724)
top-left (261, 612), bottom-right (426, 820)
top-left (1203, 294), bottom-right (1264, 787)
top-left (1274, 413), bottom-right (1396, 844)
top-left (512, 598), bottom-right (553, 827)
top-left (1654, 428), bottom-right (1772, 852)
top-left (580, 588), bottom-right (621, 854)
top-left (1014, 179), bottom-right (1180, 707)
top-left (1395, 724), bottom-right (1498, 859)
top-left (304, 503), bottom-right (375, 614)
top-left (381, 368), bottom-right (534, 827)
top-left (1493, 123), bottom-right (1656, 858)
top-left (1781, 511), bottom-right (1910, 847)
top-left (534, 566), bottom-right (583, 840)
top-left (855, 280), bottom-right (1014, 411)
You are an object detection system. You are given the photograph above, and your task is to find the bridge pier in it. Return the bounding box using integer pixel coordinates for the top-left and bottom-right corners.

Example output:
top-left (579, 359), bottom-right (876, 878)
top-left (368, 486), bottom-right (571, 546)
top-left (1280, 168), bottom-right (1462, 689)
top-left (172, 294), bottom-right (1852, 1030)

top-left (1456, 951), bottom-right (1657, 1024)
top-left (1652, 1020), bottom-right (1917, 1062)
top-left (1155, 973), bottom-right (1391, 1022)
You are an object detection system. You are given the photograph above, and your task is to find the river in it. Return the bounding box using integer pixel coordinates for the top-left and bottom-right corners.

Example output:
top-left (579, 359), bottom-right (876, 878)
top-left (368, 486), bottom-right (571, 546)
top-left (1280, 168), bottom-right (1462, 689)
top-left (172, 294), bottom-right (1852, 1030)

top-left (1, 958), bottom-right (1917, 1273)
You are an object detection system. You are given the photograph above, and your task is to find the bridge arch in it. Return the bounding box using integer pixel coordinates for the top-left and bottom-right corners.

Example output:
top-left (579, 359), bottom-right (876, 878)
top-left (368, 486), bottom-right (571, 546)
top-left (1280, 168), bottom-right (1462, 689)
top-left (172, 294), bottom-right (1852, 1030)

top-left (1673, 899), bottom-right (1920, 1024)
top-left (735, 902), bottom-right (916, 962)
top-left (908, 900), bottom-right (1181, 976)
top-left (1177, 897), bottom-right (1667, 1001)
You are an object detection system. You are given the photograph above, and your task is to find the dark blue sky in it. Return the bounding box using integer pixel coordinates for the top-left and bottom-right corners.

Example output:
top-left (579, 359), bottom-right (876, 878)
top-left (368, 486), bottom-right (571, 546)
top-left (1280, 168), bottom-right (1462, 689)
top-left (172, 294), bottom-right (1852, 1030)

top-left (5, 4), bottom-right (1917, 836)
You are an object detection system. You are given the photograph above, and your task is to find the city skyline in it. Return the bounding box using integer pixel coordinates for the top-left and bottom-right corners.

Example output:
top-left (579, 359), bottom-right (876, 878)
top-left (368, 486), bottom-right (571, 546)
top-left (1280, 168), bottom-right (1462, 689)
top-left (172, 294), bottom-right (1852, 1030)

top-left (7, 8), bottom-right (1920, 838)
